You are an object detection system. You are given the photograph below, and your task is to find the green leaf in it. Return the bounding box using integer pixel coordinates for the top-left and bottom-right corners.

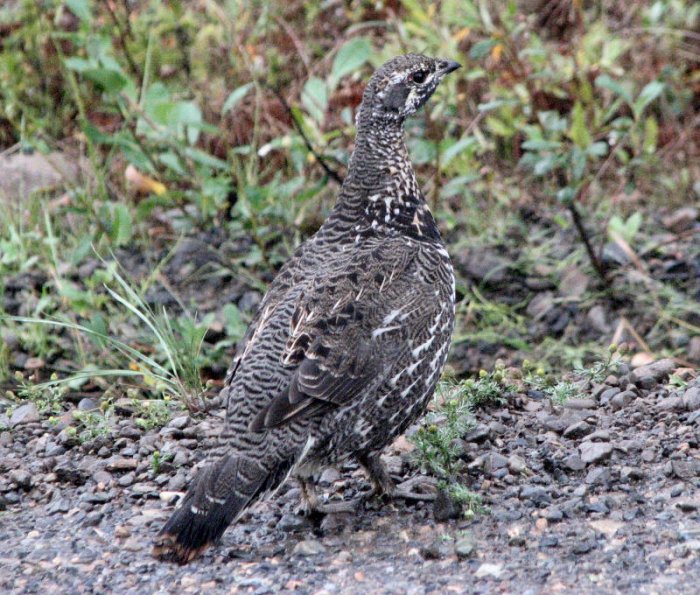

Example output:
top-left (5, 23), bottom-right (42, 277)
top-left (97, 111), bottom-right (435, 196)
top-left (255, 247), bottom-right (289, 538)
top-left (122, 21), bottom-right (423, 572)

top-left (569, 102), bottom-right (592, 149)
top-left (110, 204), bottom-right (133, 246)
top-left (222, 82), bottom-right (253, 114)
top-left (330, 38), bottom-right (371, 88)
top-left (82, 67), bottom-right (128, 93)
top-left (469, 39), bottom-right (497, 60)
top-left (301, 77), bottom-right (328, 124)
top-left (643, 116), bottom-right (658, 154)
top-left (594, 74), bottom-right (632, 105)
top-left (633, 81), bottom-right (664, 120)
top-left (442, 137), bottom-right (478, 166)
top-left (65, 0), bottom-right (91, 21)
top-left (63, 57), bottom-right (92, 72)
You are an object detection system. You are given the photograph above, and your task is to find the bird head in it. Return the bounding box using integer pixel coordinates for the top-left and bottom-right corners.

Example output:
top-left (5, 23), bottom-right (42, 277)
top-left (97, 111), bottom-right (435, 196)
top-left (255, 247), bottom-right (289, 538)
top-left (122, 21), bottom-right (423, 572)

top-left (359, 54), bottom-right (461, 125)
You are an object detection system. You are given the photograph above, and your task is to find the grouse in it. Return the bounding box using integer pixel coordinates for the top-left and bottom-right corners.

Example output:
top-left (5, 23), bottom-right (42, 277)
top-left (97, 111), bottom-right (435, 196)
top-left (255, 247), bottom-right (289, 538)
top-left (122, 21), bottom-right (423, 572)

top-left (153, 53), bottom-right (460, 564)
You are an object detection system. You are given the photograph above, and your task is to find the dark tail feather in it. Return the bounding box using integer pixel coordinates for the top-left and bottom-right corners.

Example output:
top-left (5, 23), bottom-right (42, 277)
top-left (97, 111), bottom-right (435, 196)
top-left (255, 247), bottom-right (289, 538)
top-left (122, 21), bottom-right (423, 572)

top-left (152, 454), bottom-right (292, 564)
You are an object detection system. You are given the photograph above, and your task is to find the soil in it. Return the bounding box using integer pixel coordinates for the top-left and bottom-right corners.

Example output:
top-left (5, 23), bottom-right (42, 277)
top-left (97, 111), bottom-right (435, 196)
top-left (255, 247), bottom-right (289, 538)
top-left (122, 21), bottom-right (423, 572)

top-left (2, 360), bottom-right (699, 594)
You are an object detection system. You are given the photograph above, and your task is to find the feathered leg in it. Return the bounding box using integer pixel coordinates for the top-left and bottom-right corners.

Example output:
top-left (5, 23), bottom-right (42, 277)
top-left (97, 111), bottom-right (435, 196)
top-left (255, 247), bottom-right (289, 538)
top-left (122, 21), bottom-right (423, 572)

top-left (359, 452), bottom-right (437, 502)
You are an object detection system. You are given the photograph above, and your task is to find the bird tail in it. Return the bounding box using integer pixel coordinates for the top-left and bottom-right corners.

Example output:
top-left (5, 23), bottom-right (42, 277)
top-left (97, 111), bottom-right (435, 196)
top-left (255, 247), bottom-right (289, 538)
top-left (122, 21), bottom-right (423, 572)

top-left (152, 454), bottom-right (292, 564)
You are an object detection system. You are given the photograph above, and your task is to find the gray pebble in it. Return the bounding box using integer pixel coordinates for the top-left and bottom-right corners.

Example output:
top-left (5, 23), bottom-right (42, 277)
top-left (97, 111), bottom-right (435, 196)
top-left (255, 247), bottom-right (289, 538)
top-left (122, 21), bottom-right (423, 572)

top-left (580, 442), bottom-right (613, 464)
top-left (10, 403), bottom-right (40, 426)
top-left (293, 539), bottom-right (326, 556)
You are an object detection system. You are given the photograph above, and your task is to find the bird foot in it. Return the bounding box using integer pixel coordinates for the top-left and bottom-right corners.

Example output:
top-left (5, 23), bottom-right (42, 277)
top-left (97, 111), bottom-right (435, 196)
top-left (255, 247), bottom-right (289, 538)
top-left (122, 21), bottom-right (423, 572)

top-left (297, 479), bottom-right (368, 516)
top-left (387, 476), bottom-right (438, 502)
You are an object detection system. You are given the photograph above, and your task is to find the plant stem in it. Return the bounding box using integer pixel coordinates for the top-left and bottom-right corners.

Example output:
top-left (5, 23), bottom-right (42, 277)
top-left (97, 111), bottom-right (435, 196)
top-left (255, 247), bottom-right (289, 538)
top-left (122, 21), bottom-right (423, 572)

top-left (566, 201), bottom-right (609, 287)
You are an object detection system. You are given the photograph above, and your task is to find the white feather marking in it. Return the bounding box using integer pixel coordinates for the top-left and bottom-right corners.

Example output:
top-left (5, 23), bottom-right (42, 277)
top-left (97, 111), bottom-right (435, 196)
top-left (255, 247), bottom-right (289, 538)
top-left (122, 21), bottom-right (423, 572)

top-left (411, 336), bottom-right (435, 358)
top-left (372, 325), bottom-right (401, 339)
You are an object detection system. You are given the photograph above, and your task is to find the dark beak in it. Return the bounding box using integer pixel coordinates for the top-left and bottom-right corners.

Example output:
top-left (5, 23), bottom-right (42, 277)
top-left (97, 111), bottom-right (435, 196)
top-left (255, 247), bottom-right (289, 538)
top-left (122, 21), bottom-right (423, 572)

top-left (439, 60), bottom-right (462, 75)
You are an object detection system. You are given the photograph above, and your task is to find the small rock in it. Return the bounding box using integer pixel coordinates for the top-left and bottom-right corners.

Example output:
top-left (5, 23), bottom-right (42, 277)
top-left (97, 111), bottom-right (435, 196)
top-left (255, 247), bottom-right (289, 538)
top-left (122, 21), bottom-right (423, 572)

top-left (672, 460), bottom-right (696, 479)
top-left (564, 454), bottom-right (586, 471)
top-left (572, 539), bottom-right (596, 555)
top-left (662, 206), bottom-right (698, 232)
top-left (475, 563), bottom-right (503, 578)
top-left (319, 468), bottom-right (341, 486)
top-left (168, 416), bottom-right (190, 430)
top-left (9, 469), bottom-right (32, 491)
top-left (579, 442), bottom-right (613, 464)
top-left (600, 387), bottom-right (621, 406)
top-left (620, 467), bottom-right (645, 481)
top-left (610, 391), bottom-right (634, 410)
top-left (564, 399), bottom-right (597, 410)
top-left (586, 305), bottom-right (609, 333)
top-left (420, 540), bottom-right (447, 560)
top-left (77, 398), bottom-right (99, 411)
top-left (10, 403), bottom-right (40, 426)
top-left (293, 539), bottom-right (326, 556)
top-left (454, 533), bottom-right (476, 559)
top-left (463, 424), bottom-right (490, 443)
top-left (277, 514), bottom-right (313, 532)
top-left (682, 387), bottom-right (700, 411)
top-left (434, 488), bottom-right (462, 522)
top-left (656, 396), bottom-right (683, 412)
top-left (539, 535), bottom-right (559, 548)
top-left (507, 455), bottom-right (527, 474)
top-left (485, 452), bottom-right (509, 471)
top-left (543, 507), bottom-right (563, 522)
top-left (688, 337), bottom-right (700, 363)
top-left (106, 457), bottom-right (139, 471)
top-left (585, 468), bottom-right (611, 485)
top-left (630, 358), bottom-right (676, 388)
top-left (563, 421), bottom-right (593, 439)
top-left (560, 266), bottom-right (589, 299)
top-left (520, 486), bottom-right (551, 505)
top-left (586, 430), bottom-right (611, 442)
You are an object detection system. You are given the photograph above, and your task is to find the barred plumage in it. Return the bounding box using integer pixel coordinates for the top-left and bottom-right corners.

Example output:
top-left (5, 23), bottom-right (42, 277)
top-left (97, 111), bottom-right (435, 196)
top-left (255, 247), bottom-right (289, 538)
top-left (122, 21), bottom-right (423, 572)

top-left (153, 54), bottom-right (460, 564)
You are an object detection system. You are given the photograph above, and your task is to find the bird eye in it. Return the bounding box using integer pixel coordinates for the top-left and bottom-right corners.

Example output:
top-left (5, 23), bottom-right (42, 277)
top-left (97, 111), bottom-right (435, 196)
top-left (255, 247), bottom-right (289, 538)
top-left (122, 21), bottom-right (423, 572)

top-left (410, 70), bottom-right (428, 84)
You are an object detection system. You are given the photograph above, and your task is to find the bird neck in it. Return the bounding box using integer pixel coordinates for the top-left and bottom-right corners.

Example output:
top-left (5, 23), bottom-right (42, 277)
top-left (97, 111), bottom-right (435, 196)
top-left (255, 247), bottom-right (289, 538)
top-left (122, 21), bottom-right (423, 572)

top-left (328, 118), bottom-right (441, 242)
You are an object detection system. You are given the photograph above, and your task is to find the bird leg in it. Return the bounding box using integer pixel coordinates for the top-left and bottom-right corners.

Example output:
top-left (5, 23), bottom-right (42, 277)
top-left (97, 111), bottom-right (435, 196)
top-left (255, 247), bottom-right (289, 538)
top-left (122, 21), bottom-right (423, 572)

top-left (297, 478), bottom-right (361, 515)
top-left (359, 452), bottom-right (437, 502)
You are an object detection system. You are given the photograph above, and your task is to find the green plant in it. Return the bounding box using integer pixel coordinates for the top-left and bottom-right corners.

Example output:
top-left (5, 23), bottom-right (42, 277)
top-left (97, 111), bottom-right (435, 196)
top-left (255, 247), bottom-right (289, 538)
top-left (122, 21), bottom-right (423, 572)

top-left (11, 371), bottom-right (67, 415)
top-left (4, 261), bottom-right (209, 411)
top-left (72, 408), bottom-right (112, 443)
top-left (133, 397), bottom-right (174, 431)
top-left (151, 449), bottom-right (174, 474)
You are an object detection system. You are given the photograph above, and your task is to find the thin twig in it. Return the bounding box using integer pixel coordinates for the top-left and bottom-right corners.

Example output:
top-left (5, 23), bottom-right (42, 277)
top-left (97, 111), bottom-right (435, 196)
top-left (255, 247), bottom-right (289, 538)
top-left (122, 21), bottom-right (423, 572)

top-left (270, 86), bottom-right (344, 185)
top-left (104, 1), bottom-right (141, 79)
top-left (567, 201), bottom-right (610, 287)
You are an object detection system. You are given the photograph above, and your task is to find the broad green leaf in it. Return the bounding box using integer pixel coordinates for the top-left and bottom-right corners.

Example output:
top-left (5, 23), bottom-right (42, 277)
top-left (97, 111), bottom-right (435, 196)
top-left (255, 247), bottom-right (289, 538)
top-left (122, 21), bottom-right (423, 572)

top-left (569, 102), bottom-right (592, 149)
top-left (469, 39), bottom-right (497, 60)
top-left (301, 77), bottom-right (328, 124)
top-left (65, 0), bottom-right (91, 21)
top-left (442, 137), bottom-right (478, 166)
top-left (556, 187), bottom-right (576, 204)
top-left (595, 74), bottom-right (633, 105)
top-left (330, 38), bottom-right (371, 88)
top-left (608, 212), bottom-right (642, 242)
top-left (63, 57), bottom-right (92, 72)
top-left (408, 138), bottom-right (437, 165)
top-left (587, 141), bottom-right (608, 157)
top-left (633, 81), bottom-right (664, 120)
top-left (82, 67), bottom-right (128, 93)
top-left (222, 82), bottom-right (253, 114)
top-left (521, 139), bottom-right (562, 151)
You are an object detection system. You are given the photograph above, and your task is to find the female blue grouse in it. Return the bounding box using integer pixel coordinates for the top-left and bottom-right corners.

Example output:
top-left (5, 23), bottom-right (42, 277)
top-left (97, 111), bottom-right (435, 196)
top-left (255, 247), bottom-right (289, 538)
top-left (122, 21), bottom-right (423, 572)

top-left (153, 54), bottom-right (460, 564)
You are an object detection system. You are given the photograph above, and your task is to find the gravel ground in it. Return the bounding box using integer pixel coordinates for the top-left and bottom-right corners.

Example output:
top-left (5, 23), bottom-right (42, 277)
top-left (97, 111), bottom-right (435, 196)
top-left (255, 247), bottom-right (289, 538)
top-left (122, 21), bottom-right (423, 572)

top-left (1, 359), bottom-right (699, 594)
